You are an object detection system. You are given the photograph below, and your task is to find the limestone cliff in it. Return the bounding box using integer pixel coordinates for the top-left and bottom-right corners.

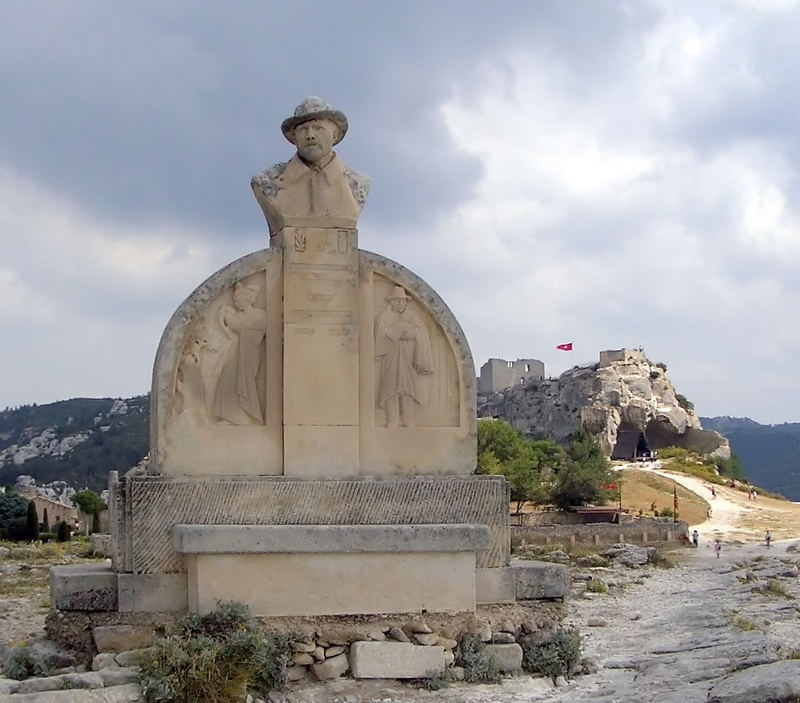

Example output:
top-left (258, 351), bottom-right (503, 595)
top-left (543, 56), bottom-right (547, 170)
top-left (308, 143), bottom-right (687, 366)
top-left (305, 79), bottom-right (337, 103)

top-left (477, 350), bottom-right (729, 459)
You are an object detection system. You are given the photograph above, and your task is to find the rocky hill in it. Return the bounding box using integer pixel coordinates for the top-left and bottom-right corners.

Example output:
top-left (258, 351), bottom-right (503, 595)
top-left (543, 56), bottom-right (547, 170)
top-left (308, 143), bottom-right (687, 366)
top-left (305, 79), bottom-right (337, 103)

top-left (478, 350), bottom-right (729, 460)
top-left (701, 416), bottom-right (800, 501)
top-left (0, 396), bottom-right (148, 493)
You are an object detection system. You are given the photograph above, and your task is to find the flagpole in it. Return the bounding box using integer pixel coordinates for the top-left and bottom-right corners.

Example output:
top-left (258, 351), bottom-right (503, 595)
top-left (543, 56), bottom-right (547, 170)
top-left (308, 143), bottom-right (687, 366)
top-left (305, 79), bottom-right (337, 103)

top-left (673, 484), bottom-right (678, 523)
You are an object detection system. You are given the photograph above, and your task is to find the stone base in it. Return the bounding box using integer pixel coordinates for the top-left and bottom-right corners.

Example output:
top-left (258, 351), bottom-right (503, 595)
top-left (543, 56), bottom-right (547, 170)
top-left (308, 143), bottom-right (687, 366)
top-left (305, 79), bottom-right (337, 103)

top-left (50, 564), bottom-right (118, 612)
top-left (187, 551), bottom-right (477, 616)
top-left (117, 573), bottom-right (187, 613)
top-left (475, 566), bottom-right (515, 604)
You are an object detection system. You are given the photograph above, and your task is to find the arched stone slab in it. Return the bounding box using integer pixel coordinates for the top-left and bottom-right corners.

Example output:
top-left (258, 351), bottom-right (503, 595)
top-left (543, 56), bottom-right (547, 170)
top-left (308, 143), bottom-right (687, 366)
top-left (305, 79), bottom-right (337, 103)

top-left (150, 246), bottom-right (476, 476)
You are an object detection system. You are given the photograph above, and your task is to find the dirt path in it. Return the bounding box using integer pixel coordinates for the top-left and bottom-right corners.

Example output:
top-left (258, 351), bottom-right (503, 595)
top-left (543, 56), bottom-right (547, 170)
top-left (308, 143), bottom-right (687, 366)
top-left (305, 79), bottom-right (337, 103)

top-left (650, 467), bottom-right (800, 543)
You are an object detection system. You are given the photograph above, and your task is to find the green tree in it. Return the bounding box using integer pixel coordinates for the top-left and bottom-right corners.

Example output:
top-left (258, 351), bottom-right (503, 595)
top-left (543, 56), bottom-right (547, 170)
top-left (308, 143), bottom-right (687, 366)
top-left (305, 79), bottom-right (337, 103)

top-left (74, 489), bottom-right (107, 515)
top-left (477, 418), bottom-right (528, 468)
top-left (477, 419), bottom-right (564, 511)
top-left (42, 508), bottom-right (50, 533)
top-left (0, 492), bottom-right (29, 529)
top-left (715, 453), bottom-right (745, 481)
top-left (56, 520), bottom-right (71, 542)
top-left (551, 427), bottom-right (615, 509)
top-left (25, 500), bottom-right (39, 541)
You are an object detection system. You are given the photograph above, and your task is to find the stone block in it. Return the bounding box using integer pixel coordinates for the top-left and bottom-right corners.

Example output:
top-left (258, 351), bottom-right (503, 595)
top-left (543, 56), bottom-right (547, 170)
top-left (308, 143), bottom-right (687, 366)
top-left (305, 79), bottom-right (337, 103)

top-left (350, 641), bottom-right (444, 679)
top-left (475, 566), bottom-right (515, 604)
top-left (98, 668), bottom-right (141, 687)
top-left (512, 560), bottom-right (569, 600)
top-left (117, 573), bottom-right (187, 612)
top-left (91, 653), bottom-right (119, 671)
top-left (485, 643), bottom-right (523, 672)
top-left (114, 648), bottom-right (153, 667)
top-left (172, 523), bottom-right (490, 554)
top-left (311, 653), bottom-right (349, 680)
top-left (50, 564), bottom-right (117, 612)
top-left (187, 551), bottom-right (477, 616)
top-left (93, 625), bottom-right (155, 653)
top-left (13, 672), bottom-right (103, 694)
top-left (89, 534), bottom-right (112, 557)
top-left (116, 475), bottom-right (509, 574)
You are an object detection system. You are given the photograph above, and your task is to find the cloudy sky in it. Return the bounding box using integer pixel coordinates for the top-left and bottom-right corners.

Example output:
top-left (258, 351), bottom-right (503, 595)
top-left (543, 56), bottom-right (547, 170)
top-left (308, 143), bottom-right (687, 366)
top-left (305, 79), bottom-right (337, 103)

top-left (1, 0), bottom-right (798, 424)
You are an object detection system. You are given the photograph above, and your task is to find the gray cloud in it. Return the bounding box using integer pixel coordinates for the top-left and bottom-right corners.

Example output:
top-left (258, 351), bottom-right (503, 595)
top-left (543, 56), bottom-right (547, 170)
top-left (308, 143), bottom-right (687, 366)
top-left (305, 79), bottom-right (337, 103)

top-left (1, 1), bottom-right (798, 426)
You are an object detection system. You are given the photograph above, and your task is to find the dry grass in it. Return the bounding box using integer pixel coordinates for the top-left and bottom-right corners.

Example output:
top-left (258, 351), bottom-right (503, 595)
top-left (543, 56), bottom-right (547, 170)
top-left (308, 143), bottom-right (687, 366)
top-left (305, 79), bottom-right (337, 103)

top-left (616, 469), bottom-right (710, 525)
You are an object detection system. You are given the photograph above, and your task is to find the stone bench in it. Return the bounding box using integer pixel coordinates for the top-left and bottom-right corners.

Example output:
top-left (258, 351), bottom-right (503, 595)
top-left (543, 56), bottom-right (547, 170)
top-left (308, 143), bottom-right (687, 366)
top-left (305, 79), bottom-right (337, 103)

top-left (171, 523), bottom-right (491, 616)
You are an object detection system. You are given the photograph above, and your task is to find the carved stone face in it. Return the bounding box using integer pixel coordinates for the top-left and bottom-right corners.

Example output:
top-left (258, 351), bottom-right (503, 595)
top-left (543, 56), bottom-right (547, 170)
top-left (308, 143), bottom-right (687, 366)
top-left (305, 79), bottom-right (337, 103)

top-left (390, 298), bottom-right (408, 313)
top-left (233, 285), bottom-right (257, 310)
top-left (293, 118), bottom-right (337, 164)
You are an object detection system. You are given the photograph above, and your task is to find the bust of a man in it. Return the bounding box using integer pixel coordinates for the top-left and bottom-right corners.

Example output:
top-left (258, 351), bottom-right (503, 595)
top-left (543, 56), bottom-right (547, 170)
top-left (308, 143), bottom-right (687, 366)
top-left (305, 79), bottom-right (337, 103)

top-left (251, 97), bottom-right (370, 237)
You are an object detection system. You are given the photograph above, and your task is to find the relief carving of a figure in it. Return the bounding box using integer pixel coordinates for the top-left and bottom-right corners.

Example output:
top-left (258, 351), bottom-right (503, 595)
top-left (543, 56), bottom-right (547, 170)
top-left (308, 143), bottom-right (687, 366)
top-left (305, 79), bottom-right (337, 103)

top-left (210, 282), bottom-right (266, 425)
top-left (375, 286), bottom-right (434, 428)
top-left (251, 97), bottom-right (370, 236)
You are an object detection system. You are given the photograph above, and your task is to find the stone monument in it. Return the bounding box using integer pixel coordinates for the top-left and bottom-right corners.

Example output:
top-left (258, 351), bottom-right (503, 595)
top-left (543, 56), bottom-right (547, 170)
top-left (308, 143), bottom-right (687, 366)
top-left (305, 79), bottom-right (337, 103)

top-left (53, 98), bottom-right (563, 621)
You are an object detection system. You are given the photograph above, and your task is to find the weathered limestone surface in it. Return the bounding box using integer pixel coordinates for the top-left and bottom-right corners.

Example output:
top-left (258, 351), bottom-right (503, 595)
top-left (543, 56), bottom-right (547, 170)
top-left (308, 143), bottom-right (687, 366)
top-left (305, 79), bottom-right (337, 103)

top-left (93, 625), bottom-right (155, 653)
top-left (50, 564), bottom-right (117, 612)
top-left (478, 351), bottom-right (728, 458)
top-left (117, 573), bottom-right (187, 613)
top-left (475, 566), bottom-right (515, 604)
top-left (187, 551), bottom-right (478, 616)
top-left (706, 660), bottom-right (800, 702)
top-left (512, 560), bottom-right (570, 600)
top-left (150, 249), bottom-right (476, 478)
top-left (172, 523), bottom-right (490, 554)
top-left (113, 475), bottom-right (508, 575)
top-left (0, 686), bottom-right (142, 703)
top-left (350, 641), bottom-right (445, 679)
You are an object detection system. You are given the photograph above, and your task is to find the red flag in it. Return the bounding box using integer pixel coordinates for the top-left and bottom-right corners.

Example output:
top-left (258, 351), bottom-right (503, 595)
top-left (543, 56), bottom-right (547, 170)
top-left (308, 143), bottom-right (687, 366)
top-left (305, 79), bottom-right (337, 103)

top-left (557, 343), bottom-right (573, 351)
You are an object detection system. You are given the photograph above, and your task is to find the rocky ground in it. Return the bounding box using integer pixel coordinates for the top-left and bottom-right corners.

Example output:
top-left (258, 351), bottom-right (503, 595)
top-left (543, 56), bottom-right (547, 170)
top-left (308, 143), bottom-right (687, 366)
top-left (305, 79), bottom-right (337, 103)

top-left (280, 541), bottom-right (800, 703)
top-left (3, 481), bottom-right (800, 702)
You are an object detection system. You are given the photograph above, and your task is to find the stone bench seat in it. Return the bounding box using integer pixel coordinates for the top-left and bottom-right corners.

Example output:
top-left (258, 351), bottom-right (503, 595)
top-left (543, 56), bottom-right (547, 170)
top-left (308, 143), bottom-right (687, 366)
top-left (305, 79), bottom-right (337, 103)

top-left (170, 523), bottom-right (490, 554)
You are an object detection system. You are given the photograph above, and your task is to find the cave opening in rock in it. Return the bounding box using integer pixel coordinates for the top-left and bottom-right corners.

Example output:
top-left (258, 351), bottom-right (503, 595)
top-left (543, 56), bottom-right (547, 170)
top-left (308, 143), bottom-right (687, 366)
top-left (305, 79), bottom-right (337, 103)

top-left (611, 422), bottom-right (652, 460)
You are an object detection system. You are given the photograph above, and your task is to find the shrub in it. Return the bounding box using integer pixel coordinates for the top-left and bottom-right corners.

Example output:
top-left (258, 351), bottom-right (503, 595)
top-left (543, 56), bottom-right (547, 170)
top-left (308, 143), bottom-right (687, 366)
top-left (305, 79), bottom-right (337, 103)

top-left (733, 615), bottom-right (759, 632)
top-left (584, 578), bottom-right (608, 594)
top-left (521, 628), bottom-right (582, 681)
top-left (763, 579), bottom-right (793, 599)
top-left (139, 602), bottom-right (291, 703)
top-left (419, 669), bottom-right (452, 690)
top-left (455, 634), bottom-right (502, 684)
top-left (2, 645), bottom-right (52, 680)
top-left (649, 549), bottom-right (676, 568)
top-left (675, 393), bottom-right (694, 411)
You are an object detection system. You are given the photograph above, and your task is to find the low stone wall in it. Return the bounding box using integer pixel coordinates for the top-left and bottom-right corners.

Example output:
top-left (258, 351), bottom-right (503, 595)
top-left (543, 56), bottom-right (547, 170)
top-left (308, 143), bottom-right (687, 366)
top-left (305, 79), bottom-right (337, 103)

top-left (512, 518), bottom-right (689, 548)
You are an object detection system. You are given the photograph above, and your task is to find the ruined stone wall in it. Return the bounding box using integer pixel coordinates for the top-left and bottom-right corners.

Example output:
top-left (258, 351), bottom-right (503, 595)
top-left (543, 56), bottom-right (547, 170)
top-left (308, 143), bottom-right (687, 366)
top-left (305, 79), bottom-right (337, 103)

top-left (478, 358), bottom-right (545, 394)
top-left (512, 518), bottom-right (689, 548)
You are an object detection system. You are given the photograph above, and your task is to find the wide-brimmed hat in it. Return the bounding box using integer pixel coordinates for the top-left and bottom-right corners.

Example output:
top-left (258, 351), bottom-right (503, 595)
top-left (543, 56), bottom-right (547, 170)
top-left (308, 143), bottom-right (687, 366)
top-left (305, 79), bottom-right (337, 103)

top-left (388, 285), bottom-right (411, 300)
top-left (281, 97), bottom-right (348, 145)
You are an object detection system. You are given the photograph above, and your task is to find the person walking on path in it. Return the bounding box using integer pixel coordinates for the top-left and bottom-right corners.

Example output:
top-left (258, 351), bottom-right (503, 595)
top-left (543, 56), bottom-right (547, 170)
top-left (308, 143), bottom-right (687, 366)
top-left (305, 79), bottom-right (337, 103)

top-left (714, 539), bottom-right (722, 558)
top-left (765, 530), bottom-right (772, 548)
top-left (692, 529), bottom-right (699, 548)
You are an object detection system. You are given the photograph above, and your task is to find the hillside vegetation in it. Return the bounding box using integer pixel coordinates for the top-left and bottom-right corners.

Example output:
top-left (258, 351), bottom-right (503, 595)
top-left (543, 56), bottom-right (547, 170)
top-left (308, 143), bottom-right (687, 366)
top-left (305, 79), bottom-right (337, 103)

top-left (702, 416), bottom-right (800, 501)
top-left (0, 396), bottom-right (148, 492)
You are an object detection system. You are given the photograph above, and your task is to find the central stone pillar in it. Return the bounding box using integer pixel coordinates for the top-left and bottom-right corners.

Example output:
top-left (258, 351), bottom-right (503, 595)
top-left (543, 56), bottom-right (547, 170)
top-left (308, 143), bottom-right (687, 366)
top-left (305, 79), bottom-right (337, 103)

top-left (280, 227), bottom-right (360, 476)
